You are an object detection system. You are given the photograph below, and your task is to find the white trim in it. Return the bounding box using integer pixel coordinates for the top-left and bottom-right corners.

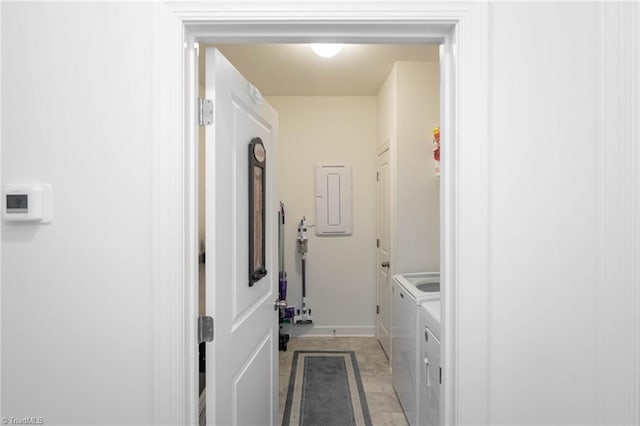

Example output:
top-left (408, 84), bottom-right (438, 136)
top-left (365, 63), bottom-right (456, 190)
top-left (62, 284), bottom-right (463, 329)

top-left (284, 326), bottom-right (376, 338)
top-left (183, 31), bottom-right (200, 426)
top-left (596, 3), bottom-right (640, 424)
top-left (152, 3), bottom-right (192, 425)
top-left (635, 6), bottom-right (640, 422)
top-left (439, 31), bottom-right (456, 426)
top-left (152, 2), bottom-right (491, 425)
top-left (447, 3), bottom-right (491, 424)
top-left (0, 0), bottom-right (3, 419)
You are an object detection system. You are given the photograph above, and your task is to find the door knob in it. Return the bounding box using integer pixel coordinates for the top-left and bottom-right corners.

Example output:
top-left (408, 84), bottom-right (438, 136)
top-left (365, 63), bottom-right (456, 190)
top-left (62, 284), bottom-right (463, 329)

top-left (274, 299), bottom-right (287, 311)
top-left (381, 261), bottom-right (390, 268)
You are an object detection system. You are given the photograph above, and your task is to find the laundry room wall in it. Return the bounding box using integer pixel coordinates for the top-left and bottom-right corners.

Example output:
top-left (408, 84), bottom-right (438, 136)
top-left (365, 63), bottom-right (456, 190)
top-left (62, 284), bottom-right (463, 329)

top-left (394, 61), bottom-right (440, 273)
top-left (267, 96), bottom-right (377, 336)
top-left (377, 61), bottom-right (440, 276)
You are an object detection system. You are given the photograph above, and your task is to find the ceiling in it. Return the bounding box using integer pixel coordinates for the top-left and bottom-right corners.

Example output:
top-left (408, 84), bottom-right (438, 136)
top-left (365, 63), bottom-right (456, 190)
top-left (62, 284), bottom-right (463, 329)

top-left (210, 43), bottom-right (439, 96)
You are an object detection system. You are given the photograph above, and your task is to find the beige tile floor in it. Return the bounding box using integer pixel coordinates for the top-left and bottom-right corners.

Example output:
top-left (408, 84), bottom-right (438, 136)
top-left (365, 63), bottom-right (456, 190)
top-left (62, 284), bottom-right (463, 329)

top-left (279, 337), bottom-right (408, 426)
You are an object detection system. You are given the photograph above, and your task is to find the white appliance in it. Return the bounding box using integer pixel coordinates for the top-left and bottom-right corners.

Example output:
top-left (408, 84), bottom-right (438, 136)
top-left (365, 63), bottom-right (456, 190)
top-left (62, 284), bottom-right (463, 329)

top-left (392, 272), bottom-right (440, 426)
top-left (419, 300), bottom-right (441, 426)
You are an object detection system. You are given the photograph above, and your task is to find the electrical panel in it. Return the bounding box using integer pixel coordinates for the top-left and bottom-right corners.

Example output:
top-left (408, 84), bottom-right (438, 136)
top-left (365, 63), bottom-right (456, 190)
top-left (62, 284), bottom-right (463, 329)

top-left (314, 165), bottom-right (352, 236)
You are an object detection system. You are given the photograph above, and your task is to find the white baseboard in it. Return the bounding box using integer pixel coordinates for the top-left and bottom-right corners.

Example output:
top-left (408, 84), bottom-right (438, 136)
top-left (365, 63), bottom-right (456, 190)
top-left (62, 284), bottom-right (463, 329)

top-left (282, 325), bottom-right (375, 338)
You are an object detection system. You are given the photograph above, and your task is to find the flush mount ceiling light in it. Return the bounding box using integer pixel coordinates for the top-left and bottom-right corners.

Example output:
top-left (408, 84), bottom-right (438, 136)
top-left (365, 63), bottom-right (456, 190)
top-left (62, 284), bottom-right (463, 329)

top-left (311, 44), bottom-right (344, 58)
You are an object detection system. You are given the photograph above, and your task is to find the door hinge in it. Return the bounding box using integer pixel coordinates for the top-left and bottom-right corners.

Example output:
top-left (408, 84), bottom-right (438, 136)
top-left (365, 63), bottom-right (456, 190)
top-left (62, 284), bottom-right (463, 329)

top-left (198, 316), bottom-right (214, 343)
top-left (376, 171), bottom-right (380, 181)
top-left (376, 238), bottom-right (380, 248)
top-left (376, 305), bottom-right (380, 315)
top-left (198, 98), bottom-right (213, 127)
top-left (439, 367), bottom-right (442, 384)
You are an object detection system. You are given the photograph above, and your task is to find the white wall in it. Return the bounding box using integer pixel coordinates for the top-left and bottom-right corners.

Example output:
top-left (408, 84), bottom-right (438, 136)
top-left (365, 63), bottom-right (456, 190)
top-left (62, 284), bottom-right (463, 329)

top-left (469, 2), bottom-right (640, 424)
top-left (377, 62), bottom-right (440, 277)
top-left (488, 4), bottom-right (598, 422)
top-left (394, 62), bottom-right (440, 273)
top-left (267, 96), bottom-right (377, 336)
top-left (1, 3), bottom-right (155, 425)
top-left (376, 65), bottom-right (396, 156)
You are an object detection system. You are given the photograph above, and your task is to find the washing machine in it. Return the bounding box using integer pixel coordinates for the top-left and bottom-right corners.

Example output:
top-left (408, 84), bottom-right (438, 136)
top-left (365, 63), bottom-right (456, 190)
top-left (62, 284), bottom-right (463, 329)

top-left (392, 272), bottom-right (440, 426)
top-left (419, 300), bottom-right (441, 426)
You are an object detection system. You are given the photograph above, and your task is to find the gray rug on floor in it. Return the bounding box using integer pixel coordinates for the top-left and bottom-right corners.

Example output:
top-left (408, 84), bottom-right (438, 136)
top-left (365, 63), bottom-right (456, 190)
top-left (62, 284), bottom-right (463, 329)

top-left (282, 351), bottom-right (372, 426)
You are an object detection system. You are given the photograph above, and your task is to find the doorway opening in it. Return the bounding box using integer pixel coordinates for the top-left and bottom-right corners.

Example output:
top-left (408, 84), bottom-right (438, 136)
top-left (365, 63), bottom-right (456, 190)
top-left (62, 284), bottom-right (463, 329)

top-left (196, 42), bottom-right (445, 425)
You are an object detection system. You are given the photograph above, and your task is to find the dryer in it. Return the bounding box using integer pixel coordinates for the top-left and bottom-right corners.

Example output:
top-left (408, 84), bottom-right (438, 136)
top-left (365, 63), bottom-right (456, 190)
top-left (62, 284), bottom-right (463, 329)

top-left (392, 273), bottom-right (440, 426)
top-left (419, 300), bottom-right (441, 426)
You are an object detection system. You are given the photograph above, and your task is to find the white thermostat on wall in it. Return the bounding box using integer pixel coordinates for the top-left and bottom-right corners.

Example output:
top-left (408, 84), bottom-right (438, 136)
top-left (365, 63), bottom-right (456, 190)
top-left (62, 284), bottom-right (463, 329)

top-left (2, 184), bottom-right (53, 224)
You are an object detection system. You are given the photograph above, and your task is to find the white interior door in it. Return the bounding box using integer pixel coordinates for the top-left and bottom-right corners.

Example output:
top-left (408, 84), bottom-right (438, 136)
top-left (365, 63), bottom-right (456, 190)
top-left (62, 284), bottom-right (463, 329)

top-left (376, 149), bottom-right (391, 357)
top-left (205, 48), bottom-right (279, 426)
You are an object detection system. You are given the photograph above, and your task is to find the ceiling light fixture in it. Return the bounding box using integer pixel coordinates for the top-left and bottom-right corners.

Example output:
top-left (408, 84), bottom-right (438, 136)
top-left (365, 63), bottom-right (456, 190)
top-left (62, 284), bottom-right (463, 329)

top-left (311, 44), bottom-right (344, 58)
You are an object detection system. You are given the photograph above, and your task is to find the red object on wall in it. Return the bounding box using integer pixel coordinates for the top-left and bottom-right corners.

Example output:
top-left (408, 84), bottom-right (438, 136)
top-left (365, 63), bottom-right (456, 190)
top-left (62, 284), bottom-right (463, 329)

top-left (433, 127), bottom-right (440, 175)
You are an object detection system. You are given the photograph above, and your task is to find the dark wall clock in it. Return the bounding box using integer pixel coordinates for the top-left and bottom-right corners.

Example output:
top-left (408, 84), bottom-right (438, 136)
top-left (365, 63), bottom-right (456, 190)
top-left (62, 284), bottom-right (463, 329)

top-left (249, 137), bottom-right (267, 286)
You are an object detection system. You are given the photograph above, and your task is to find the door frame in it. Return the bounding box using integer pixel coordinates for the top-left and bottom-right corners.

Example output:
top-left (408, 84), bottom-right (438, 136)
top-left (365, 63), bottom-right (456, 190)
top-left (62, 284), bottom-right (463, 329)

top-left (151, 2), bottom-right (491, 425)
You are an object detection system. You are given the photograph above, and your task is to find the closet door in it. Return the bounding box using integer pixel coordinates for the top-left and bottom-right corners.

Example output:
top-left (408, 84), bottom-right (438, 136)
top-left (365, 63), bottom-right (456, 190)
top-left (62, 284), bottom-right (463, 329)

top-left (376, 148), bottom-right (391, 357)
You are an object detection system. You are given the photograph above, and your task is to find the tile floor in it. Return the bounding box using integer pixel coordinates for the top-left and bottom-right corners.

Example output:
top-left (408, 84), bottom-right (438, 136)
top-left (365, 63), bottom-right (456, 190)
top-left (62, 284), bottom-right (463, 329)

top-left (279, 337), bottom-right (408, 426)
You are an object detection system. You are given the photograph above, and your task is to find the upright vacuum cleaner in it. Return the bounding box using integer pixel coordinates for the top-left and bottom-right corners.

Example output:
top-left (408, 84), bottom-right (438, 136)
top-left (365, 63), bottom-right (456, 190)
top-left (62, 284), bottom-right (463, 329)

top-left (294, 217), bottom-right (313, 324)
top-left (278, 202), bottom-right (290, 351)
